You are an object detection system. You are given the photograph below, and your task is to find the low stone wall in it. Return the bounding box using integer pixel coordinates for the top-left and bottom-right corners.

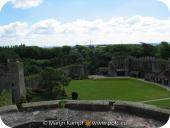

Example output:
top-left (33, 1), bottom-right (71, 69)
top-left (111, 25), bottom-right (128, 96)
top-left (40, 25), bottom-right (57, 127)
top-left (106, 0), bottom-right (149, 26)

top-left (0, 105), bottom-right (18, 114)
top-left (65, 100), bottom-right (111, 111)
top-left (22, 100), bottom-right (59, 111)
top-left (0, 100), bottom-right (169, 123)
top-left (113, 101), bottom-right (170, 123)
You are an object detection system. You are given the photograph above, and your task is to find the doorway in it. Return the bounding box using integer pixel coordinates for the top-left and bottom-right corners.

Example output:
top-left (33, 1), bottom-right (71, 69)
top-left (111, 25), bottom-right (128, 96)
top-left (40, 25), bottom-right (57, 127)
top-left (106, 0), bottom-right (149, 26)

top-left (11, 83), bottom-right (16, 104)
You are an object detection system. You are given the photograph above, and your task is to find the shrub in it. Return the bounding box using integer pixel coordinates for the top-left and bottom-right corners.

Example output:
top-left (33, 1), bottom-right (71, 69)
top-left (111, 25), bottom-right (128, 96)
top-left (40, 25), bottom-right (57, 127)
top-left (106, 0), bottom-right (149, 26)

top-left (26, 88), bottom-right (33, 102)
top-left (16, 96), bottom-right (27, 110)
top-left (52, 85), bottom-right (64, 99)
top-left (58, 101), bottom-right (67, 108)
top-left (71, 91), bottom-right (78, 100)
top-left (0, 89), bottom-right (11, 106)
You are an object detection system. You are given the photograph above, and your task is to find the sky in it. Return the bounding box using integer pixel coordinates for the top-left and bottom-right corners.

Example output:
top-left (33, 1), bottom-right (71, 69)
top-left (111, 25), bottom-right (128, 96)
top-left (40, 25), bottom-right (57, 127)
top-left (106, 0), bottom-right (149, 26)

top-left (0, 0), bottom-right (170, 46)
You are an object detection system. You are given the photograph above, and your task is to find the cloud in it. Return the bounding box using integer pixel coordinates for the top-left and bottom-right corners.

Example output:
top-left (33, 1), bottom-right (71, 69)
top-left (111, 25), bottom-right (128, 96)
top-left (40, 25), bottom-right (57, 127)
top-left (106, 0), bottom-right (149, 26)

top-left (0, 0), bottom-right (11, 11)
top-left (12, 0), bottom-right (42, 9)
top-left (0, 22), bottom-right (28, 38)
top-left (159, 0), bottom-right (170, 11)
top-left (0, 0), bottom-right (42, 11)
top-left (0, 16), bottom-right (170, 46)
top-left (31, 19), bottom-right (63, 34)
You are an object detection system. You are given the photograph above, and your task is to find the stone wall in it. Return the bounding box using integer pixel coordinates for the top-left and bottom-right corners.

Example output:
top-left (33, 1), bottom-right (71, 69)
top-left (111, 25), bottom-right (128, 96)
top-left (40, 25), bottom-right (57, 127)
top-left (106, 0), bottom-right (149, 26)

top-left (61, 64), bottom-right (88, 79)
top-left (108, 56), bottom-right (129, 76)
top-left (65, 100), bottom-right (111, 111)
top-left (113, 101), bottom-right (170, 122)
top-left (0, 100), bottom-right (169, 127)
top-left (7, 100), bottom-right (168, 123)
top-left (0, 59), bottom-right (26, 104)
top-left (108, 56), bottom-right (170, 86)
top-left (0, 105), bottom-right (18, 114)
top-left (96, 67), bottom-right (108, 76)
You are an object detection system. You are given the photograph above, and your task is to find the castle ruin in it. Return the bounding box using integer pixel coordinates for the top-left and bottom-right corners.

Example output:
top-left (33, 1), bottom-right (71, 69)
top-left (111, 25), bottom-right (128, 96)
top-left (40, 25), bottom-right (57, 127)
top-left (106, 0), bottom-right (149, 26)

top-left (0, 59), bottom-right (26, 104)
top-left (108, 55), bottom-right (170, 86)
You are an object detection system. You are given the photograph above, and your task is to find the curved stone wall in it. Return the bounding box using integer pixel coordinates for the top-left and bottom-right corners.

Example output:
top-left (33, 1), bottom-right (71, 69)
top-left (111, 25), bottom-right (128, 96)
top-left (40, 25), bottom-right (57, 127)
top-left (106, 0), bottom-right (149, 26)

top-left (0, 100), bottom-right (169, 128)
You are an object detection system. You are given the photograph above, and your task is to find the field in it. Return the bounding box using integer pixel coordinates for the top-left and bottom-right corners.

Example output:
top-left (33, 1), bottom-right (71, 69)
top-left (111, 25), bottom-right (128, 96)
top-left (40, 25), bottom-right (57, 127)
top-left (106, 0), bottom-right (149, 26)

top-left (65, 78), bottom-right (170, 109)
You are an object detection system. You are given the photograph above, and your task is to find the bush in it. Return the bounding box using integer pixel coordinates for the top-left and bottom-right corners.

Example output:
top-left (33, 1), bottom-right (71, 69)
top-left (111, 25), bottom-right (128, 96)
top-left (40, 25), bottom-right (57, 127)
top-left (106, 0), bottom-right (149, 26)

top-left (16, 96), bottom-right (27, 110)
top-left (52, 85), bottom-right (66, 99)
top-left (58, 101), bottom-right (67, 108)
top-left (0, 89), bottom-right (11, 107)
top-left (26, 88), bottom-right (33, 102)
top-left (71, 92), bottom-right (78, 100)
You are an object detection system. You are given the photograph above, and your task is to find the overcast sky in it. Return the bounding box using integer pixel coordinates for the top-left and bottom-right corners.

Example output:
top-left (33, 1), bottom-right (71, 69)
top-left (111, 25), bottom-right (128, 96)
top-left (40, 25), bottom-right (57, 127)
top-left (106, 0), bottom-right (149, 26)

top-left (0, 0), bottom-right (170, 46)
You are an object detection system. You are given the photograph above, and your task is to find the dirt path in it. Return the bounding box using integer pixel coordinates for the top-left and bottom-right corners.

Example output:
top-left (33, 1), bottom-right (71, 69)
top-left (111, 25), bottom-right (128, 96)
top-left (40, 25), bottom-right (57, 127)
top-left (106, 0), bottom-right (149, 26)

top-left (141, 98), bottom-right (170, 103)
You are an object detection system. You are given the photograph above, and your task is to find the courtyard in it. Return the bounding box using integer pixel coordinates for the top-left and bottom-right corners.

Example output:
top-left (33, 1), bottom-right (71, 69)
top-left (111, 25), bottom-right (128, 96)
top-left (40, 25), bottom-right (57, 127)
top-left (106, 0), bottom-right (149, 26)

top-left (65, 78), bottom-right (170, 109)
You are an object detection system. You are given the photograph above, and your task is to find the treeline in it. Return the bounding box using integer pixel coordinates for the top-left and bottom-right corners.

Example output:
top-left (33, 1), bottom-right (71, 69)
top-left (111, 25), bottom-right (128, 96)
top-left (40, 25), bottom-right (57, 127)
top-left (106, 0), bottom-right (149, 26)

top-left (0, 42), bottom-right (170, 76)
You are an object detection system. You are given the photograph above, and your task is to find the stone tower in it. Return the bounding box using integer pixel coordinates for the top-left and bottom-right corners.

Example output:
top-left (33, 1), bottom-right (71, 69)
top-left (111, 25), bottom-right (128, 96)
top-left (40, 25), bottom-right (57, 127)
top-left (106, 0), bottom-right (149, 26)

top-left (0, 59), bottom-right (26, 104)
top-left (7, 59), bottom-right (26, 104)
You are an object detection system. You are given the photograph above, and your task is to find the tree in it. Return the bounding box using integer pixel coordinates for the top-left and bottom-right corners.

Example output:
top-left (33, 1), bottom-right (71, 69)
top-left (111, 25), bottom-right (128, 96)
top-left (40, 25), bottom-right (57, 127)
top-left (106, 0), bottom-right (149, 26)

top-left (69, 49), bottom-right (83, 64)
top-left (95, 46), bottom-right (111, 67)
top-left (81, 49), bottom-right (90, 62)
top-left (62, 46), bottom-right (71, 54)
top-left (24, 65), bottom-right (41, 76)
top-left (39, 67), bottom-right (71, 99)
top-left (141, 43), bottom-right (156, 57)
top-left (130, 45), bottom-right (143, 57)
top-left (0, 50), bottom-right (19, 62)
top-left (52, 85), bottom-right (66, 99)
top-left (158, 41), bottom-right (170, 59)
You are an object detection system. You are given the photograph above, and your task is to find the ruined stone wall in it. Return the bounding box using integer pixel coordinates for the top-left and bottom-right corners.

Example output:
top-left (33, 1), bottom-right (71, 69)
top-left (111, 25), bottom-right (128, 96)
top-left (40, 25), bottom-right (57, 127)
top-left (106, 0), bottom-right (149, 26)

top-left (61, 64), bottom-right (88, 79)
top-left (96, 67), bottom-right (108, 75)
top-left (109, 56), bottom-right (170, 75)
top-left (129, 57), bottom-right (156, 73)
top-left (0, 63), bottom-right (9, 91)
top-left (108, 56), bottom-right (129, 76)
top-left (0, 60), bottom-right (26, 104)
top-left (108, 56), bottom-right (170, 85)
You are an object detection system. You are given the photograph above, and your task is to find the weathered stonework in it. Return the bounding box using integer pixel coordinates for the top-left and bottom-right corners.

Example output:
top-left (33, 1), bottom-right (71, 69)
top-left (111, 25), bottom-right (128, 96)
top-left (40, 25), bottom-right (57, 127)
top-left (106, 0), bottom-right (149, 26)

top-left (65, 100), bottom-right (111, 111)
top-left (96, 67), bottom-right (109, 76)
top-left (0, 100), bottom-right (169, 128)
top-left (61, 64), bottom-right (88, 79)
top-left (0, 59), bottom-right (26, 104)
top-left (0, 105), bottom-right (18, 114)
top-left (22, 100), bottom-right (59, 111)
top-left (113, 101), bottom-right (170, 122)
top-left (108, 56), bottom-right (170, 86)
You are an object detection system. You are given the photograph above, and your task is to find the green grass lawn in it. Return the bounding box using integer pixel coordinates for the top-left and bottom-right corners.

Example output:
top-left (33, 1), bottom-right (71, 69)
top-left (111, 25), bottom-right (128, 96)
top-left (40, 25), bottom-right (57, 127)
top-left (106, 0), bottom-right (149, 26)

top-left (65, 78), bottom-right (170, 108)
top-left (146, 99), bottom-right (170, 109)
